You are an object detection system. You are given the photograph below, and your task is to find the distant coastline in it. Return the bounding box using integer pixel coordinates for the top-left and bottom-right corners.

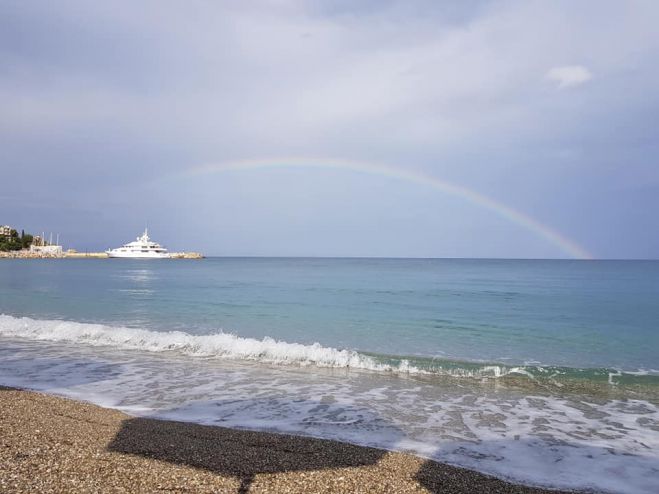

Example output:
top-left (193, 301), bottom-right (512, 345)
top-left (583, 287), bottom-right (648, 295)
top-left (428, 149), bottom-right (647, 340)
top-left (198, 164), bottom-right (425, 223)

top-left (1, 224), bottom-right (203, 259)
top-left (0, 250), bottom-right (204, 259)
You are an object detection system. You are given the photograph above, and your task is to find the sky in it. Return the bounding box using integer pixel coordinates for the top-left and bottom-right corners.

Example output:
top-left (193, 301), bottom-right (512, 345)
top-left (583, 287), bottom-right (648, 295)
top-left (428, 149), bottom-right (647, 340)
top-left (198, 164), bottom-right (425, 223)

top-left (1, 0), bottom-right (658, 258)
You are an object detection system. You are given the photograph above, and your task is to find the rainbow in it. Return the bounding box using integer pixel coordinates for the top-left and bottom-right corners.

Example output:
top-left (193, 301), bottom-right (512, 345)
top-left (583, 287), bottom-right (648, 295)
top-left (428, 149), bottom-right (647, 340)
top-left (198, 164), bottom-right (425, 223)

top-left (181, 157), bottom-right (593, 259)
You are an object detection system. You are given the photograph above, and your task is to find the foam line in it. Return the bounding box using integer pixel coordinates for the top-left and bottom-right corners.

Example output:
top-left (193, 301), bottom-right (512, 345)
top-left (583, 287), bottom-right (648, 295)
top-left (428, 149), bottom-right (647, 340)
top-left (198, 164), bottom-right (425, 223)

top-left (4, 315), bottom-right (654, 382)
top-left (0, 315), bottom-right (526, 378)
top-left (0, 315), bottom-right (403, 371)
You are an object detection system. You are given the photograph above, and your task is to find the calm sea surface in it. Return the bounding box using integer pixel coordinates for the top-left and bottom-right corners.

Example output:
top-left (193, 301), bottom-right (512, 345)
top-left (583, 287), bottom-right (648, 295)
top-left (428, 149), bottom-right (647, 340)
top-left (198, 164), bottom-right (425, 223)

top-left (1, 258), bottom-right (658, 493)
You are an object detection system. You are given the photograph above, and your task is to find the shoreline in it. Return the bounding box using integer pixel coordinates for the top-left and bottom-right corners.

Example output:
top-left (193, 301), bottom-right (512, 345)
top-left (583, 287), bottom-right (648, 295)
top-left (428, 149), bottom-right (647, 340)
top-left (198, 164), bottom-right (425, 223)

top-left (0, 386), bottom-right (576, 493)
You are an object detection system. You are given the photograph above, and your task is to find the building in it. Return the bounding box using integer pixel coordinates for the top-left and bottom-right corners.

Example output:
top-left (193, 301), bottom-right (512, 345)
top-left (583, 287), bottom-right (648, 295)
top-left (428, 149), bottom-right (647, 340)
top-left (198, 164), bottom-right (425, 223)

top-left (30, 244), bottom-right (63, 256)
top-left (0, 225), bottom-right (13, 237)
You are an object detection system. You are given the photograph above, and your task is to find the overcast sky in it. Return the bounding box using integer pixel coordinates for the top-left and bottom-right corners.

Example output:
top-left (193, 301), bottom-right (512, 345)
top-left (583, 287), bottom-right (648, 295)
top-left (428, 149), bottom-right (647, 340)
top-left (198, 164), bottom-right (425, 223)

top-left (1, 0), bottom-right (658, 258)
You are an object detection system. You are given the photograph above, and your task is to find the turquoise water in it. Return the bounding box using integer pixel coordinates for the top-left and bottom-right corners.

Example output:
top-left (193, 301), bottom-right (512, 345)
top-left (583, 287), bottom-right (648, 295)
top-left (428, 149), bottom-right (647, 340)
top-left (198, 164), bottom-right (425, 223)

top-left (1, 258), bottom-right (658, 493)
top-left (1, 258), bottom-right (658, 374)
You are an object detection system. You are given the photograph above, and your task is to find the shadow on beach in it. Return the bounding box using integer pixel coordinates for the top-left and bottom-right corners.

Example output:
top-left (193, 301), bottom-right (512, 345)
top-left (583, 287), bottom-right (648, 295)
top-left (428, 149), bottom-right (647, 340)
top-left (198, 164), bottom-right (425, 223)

top-left (107, 415), bottom-right (386, 493)
top-left (414, 458), bottom-right (558, 494)
top-left (1, 387), bottom-right (607, 493)
top-left (107, 416), bottom-right (585, 494)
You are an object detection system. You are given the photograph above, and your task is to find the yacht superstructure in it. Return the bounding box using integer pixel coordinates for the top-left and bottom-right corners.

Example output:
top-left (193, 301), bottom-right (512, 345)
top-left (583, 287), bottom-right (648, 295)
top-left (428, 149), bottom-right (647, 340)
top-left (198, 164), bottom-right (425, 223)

top-left (106, 229), bottom-right (170, 258)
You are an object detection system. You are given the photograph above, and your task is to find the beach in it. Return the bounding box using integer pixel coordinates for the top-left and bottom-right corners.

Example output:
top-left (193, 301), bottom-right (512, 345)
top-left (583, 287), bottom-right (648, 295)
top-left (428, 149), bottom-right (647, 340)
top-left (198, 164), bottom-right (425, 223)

top-left (1, 386), bottom-right (573, 493)
top-left (1, 259), bottom-right (658, 493)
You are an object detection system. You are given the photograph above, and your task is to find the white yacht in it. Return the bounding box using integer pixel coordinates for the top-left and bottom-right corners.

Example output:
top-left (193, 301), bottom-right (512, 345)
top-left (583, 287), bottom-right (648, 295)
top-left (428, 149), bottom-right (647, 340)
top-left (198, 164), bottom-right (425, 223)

top-left (106, 229), bottom-right (170, 259)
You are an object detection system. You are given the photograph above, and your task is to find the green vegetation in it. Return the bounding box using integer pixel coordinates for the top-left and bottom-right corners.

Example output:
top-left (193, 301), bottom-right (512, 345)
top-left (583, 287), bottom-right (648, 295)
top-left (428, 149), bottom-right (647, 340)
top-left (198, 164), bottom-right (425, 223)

top-left (0, 228), bottom-right (34, 252)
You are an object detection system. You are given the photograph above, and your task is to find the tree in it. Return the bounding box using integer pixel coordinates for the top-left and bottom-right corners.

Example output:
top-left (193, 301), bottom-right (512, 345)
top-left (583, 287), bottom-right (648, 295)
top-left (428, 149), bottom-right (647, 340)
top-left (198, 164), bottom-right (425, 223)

top-left (0, 237), bottom-right (22, 251)
top-left (0, 227), bottom-right (34, 251)
top-left (21, 234), bottom-right (33, 249)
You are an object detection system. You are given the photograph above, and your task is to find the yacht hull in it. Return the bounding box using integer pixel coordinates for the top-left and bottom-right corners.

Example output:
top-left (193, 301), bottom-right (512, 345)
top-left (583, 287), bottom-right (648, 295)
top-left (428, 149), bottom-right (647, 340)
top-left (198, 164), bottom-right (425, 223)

top-left (106, 251), bottom-right (170, 259)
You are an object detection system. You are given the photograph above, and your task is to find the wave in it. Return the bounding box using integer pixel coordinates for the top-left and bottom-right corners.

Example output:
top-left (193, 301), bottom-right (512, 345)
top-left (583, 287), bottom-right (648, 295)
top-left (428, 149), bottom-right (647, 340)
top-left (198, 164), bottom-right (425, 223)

top-left (0, 314), bottom-right (409, 372)
top-left (1, 314), bottom-right (657, 385)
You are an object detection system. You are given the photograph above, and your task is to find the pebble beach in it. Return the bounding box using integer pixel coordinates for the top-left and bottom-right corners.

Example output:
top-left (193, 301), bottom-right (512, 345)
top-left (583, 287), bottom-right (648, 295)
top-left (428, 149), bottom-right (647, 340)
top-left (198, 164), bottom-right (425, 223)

top-left (0, 386), bottom-right (575, 494)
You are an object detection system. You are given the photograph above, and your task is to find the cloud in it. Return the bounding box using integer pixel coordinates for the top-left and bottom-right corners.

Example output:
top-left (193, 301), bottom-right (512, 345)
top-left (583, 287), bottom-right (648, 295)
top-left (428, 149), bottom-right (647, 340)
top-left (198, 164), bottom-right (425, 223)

top-left (2, 1), bottom-right (659, 257)
top-left (546, 65), bottom-right (593, 89)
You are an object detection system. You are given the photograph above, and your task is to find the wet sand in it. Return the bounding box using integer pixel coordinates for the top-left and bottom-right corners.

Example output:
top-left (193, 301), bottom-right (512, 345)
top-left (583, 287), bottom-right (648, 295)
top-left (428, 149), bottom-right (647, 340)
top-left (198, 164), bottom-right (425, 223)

top-left (0, 386), bottom-right (575, 493)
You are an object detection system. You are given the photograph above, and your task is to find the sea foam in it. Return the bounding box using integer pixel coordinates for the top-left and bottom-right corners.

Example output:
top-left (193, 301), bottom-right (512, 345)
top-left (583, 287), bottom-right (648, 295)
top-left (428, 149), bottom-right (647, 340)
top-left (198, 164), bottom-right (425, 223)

top-left (2, 315), bottom-right (653, 384)
top-left (0, 314), bottom-right (410, 373)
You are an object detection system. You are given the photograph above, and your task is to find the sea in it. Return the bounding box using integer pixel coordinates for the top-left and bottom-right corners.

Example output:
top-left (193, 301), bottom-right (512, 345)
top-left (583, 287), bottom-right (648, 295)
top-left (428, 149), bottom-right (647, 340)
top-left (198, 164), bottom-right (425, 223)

top-left (1, 258), bottom-right (658, 493)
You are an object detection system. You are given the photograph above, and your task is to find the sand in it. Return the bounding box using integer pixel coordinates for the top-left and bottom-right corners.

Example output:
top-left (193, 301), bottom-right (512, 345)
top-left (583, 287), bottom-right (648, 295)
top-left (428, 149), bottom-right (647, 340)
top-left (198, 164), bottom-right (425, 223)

top-left (0, 386), bottom-right (576, 493)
